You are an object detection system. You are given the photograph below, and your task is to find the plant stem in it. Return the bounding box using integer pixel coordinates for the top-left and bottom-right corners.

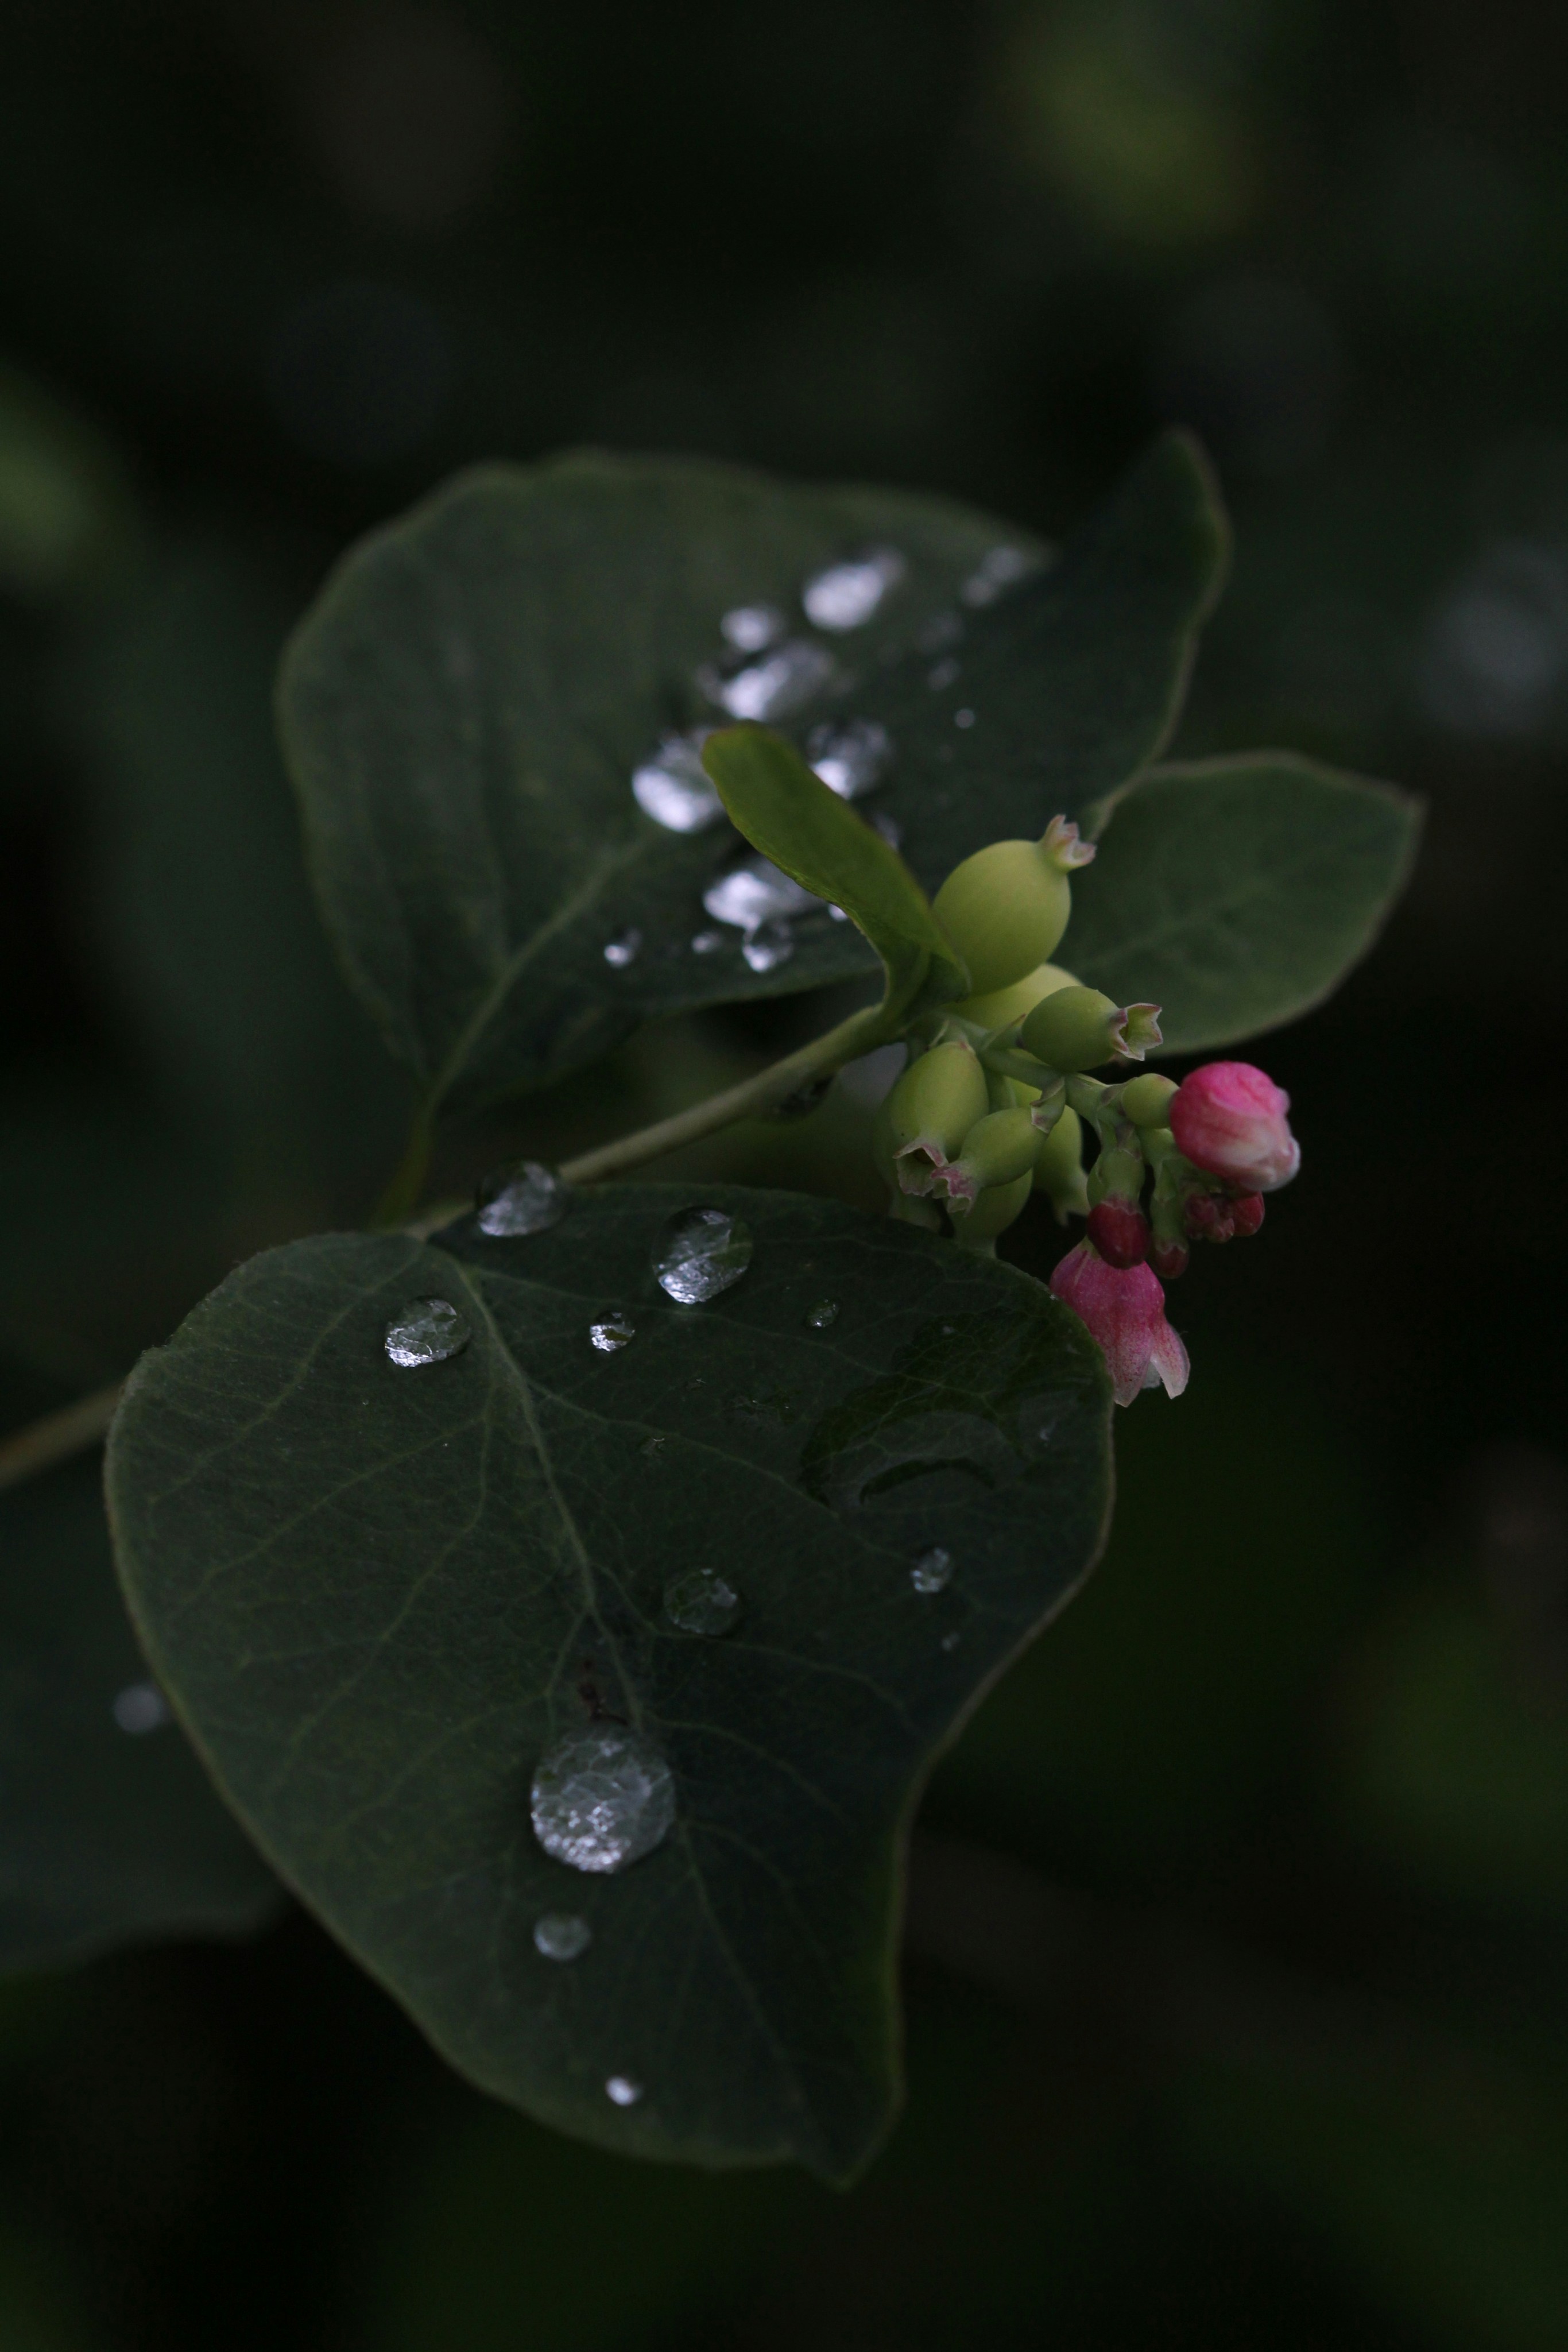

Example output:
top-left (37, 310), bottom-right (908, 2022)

top-left (0, 1008), bottom-right (897, 1496)
top-left (371, 1106), bottom-right (435, 1229)
top-left (0, 1380), bottom-right (125, 1495)
top-left (557, 1002), bottom-right (891, 1186)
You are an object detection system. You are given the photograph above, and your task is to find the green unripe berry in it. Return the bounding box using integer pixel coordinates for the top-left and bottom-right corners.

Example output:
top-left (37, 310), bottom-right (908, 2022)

top-left (953, 1169), bottom-right (1034, 1250)
top-left (939, 1107), bottom-right (1044, 1209)
top-left (1021, 984), bottom-right (1162, 1071)
top-left (1034, 1104), bottom-right (1089, 1224)
top-left (949, 960), bottom-right (1079, 1034)
top-left (882, 1039), bottom-right (989, 1192)
top-left (932, 817), bottom-right (1094, 997)
top-left (1119, 1073), bottom-right (1178, 1127)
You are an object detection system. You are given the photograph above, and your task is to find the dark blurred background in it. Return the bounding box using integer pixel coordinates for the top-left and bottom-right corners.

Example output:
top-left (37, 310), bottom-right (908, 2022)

top-left (2, 2), bottom-right (1567, 2345)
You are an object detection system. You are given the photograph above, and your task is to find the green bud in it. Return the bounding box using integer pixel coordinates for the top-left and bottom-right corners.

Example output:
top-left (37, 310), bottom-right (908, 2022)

top-left (1033, 1104), bottom-right (1089, 1224)
top-left (932, 817), bottom-right (1095, 997)
top-left (1088, 1143), bottom-right (1145, 1209)
top-left (948, 960), bottom-right (1079, 1034)
top-left (938, 1107), bottom-right (1044, 1210)
top-left (1119, 1073), bottom-right (1178, 1127)
top-left (1020, 985), bottom-right (1163, 1072)
top-left (882, 1039), bottom-right (990, 1194)
top-left (953, 1169), bottom-right (1034, 1251)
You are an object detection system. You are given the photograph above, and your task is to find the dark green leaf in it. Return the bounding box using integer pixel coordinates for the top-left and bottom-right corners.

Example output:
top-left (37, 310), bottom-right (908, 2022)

top-left (1067, 754), bottom-right (1422, 1053)
top-left (0, 1458), bottom-right (280, 1971)
top-left (107, 1187), bottom-right (1111, 2177)
top-left (277, 435), bottom-right (1224, 1114)
top-left (700, 724), bottom-right (967, 1018)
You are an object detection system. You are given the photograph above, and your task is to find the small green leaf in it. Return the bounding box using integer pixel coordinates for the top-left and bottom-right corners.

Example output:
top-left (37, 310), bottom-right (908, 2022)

top-left (1067, 754), bottom-right (1422, 1053)
top-left (0, 1458), bottom-right (279, 1971)
top-left (107, 1188), bottom-right (1110, 2178)
top-left (277, 435), bottom-right (1224, 1115)
top-left (700, 724), bottom-right (967, 1019)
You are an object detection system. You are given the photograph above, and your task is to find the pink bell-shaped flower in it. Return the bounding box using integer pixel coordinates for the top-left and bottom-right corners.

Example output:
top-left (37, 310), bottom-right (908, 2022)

top-left (1170, 1061), bottom-right (1300, 1193)
top-left (1049, 1240), bottom-right (1190, 1407)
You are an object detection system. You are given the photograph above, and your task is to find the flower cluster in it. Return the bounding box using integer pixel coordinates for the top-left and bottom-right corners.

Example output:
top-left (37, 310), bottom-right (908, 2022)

top-left (872, 816), bottom-right (1301, 1404)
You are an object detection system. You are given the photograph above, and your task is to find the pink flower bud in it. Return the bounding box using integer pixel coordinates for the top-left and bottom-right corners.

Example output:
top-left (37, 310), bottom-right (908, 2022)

top-left (1048, 1240), bottom-right (1190, 1407)
top-left (1230, 1192), bottom-right (1265, 1239)
top-left (1170, 1062), bottom-right (1300, 1193)
top-left (1184, 1193), bottom-right (1236, 1244)
top-left (1085, 1199), bottom-right (1151, 1269)
top-left (1151, 1237), bottom-right (1189, 1281)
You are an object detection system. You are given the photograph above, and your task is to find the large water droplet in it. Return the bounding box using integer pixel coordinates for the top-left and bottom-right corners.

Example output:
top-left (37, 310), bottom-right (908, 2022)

top-left (703, 854), bottom-right (822, 933)
top-left (742, 920), bottom-right (795, 974)
top-left (603, 927), bottom-right (642, 969)
top-left (802, 546), bottom-right (907, 631)
top-left (911, 1546), bottom-right (953, 1595)
top-left (807, 716), bottom-right (893, 799)
top-left (654, 1207), bottom-right (754, 1304)
top-left (960, 544), bottom-right (1040, 608)
top-left (721, 602), bottom-right (785, 652)
top-left (476, 1160), bottom-right (567, 1237)
top-left (385, 1298), bottom-right (471, 1368)
top-left (632, 731), bottom-right (723, 833)
top-left (605, 2074), bottom-right (644, 2106)
top-left (664, 1567), bottom-right (741, 1636)
top-left (589, 1309), bottom-right (636, 1353)
top-left (533, 1911), bottom-right (592, 1961)
top-left (804, 1298), bottom-right (840, 1330)
top-left (112, 1682), bottom-right (169, 1735)
top-left (531, 1728), bottom-right (675, 1874)
top-left (806, 1409), bottom-right (1021, 1512)
top-left (700, 639), bottom-right (836, 721)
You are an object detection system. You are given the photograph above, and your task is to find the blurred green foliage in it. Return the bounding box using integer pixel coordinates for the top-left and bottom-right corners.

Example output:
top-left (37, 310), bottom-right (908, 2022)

top-left (1, 0), bottom-right (1566, 2343)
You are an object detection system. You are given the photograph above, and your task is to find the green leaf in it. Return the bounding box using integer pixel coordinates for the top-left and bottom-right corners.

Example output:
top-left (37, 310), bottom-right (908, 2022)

top-left (1066, 754), bottom-right (1422, 1053)
top-left (277, 433), bottom-right (1224, 1115)
top-left (107, 1186), bottom-right (1111, 2178)
top-left (699, 724), bottom-right (967, 1018)
top-left (0, 1458), bottom-right (280, 1971)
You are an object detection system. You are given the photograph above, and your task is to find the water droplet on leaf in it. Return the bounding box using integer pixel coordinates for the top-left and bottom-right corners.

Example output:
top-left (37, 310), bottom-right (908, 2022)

top-left (664, 1567), bottom-right (741, 1636)
top-left (112, 1682), bottom-right (169, 1735)
top-left (476, 1161), bottom-right (567, 1238)
top-left (700, 639), bottom-right (835, 721)
top-left (721, 602), bottom-right (785, 652)
top-left (960, 544), bottom-right (1040, 608)
top-left (606, 2074), bottom-right (644, 2106)
top-left (804, 1298), bottom-right (840, 1330)
top-left (589, 1309), bottom-right (636, 1353)
top-left (533, 1912), bottom-right (592, 1961)
top-left (655, 1208), bottom-right (754, 1304)
top-left (603, 927), bottom-right (642, 969)
top-left (911, 1546), bottom-right (953, 1595)
top-left (531, 1729), bottom-right (675, 1874)
top-left (690, 927), bottom-right (725, 955)
top-left (703, 854), bottom-right (821, 933)
top-left (631, 732), bottom-right (723, 833)
top-left (954, 707), bottom-right (975, 729)
top-left (384, 1298), bottom-right (471, 1368)
top-left (807, 716), bottom-right (893, 798)
top-left (802, 546), bottom-right (907, 631)
top-left (742, 919), bottom-right (795, 973)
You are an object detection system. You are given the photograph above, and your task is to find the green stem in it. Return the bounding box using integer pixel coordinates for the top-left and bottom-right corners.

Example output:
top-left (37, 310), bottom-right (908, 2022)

top-left (371, 1105), bottom-right (436, 1230)
top-left (557, 1003), bottom-right (891, 1187)
top-left (0, 1380), bottom-right (125, 1495)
